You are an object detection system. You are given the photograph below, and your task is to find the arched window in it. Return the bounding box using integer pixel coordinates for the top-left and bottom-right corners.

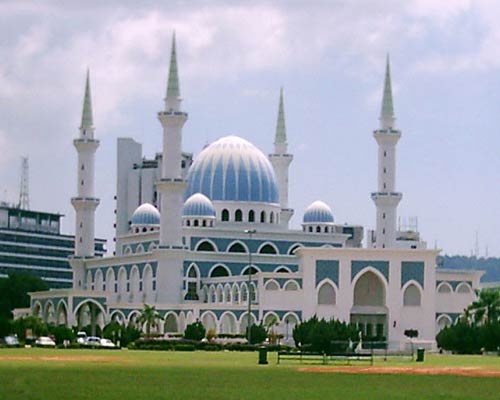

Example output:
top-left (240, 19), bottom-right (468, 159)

top-left (228, 242), bottom-right (246, 253)
top-left (275, 267), bottom-right (291, 273)
top-left (309, 226), bottom-right (313, 233)
top-left (270, 212), bottom-right (274, 224)
top-left (222, 209), bottom-right (230, 221)
top-left (197, 241), bottom-right (216, 252)
top-left (284, 281), bottom-right (299, 291)
top-left (403, 284), bottom-right (421, 306)
top-left (194, 220), bottom-right (199, 227)
top-left (259, 244), bottom-right (277, 254)
top-left (324, 226), bottom-right (328, 233)
top-left (202, 220), bottom-right (206, 227)
top-left (235, 209), bottom-right (243, 222)
top-left (260, 211), bottom-right (266, 223)
top-left (318, 282), bottom-right (336, 305)
top-left (188, 266), bottom-right (198, 278)
top-left (248, 210), bottom-right (255, 222)
top-left (457, 283), bottom-right (472, 293)
top-left (288, 244), bottom-right (302, 255)
top-left (316, 226), bottom-right (321, 233)
top-left (242, 266), bottom-right (258, 275)
top-left (438, 282), bottom-right (452, 294)
top-left (186, 220), bottom-right (191, 227)
top-left (265, 280), bottom-right (279, 291)
top-left (210, 265), bottom-right (230, 277)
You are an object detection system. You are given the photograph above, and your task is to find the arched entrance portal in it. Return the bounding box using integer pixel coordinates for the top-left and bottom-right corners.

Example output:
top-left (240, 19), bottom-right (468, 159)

top-left (350, 270), bottom-right (387, 340)
top-left (75, 300), bottom-right (106, 336)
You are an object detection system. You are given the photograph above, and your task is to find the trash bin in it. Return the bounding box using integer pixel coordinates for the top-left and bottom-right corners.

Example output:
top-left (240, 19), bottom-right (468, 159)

top-left (258, 346), bottom-right (268, 365)
top-left (416, 347), bottom-right (425, 362)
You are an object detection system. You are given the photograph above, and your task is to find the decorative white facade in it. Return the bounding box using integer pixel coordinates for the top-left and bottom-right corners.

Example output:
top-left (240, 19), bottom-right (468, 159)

top-left (29, 36), bottom-right (481, 349)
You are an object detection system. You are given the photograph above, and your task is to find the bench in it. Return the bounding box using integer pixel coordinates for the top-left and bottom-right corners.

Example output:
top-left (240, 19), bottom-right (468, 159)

top-left (277, 351), bottom-right (373, 365)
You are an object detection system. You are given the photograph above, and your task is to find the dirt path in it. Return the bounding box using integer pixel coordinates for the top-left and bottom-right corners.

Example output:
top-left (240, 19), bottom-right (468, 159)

top-left (299, 365), bottom-right (500, 377)
top-left (0, 354), bottom-right (121, 362)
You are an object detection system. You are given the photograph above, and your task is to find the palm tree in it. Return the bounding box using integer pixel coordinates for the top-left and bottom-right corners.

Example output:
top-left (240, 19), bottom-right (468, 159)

top-left (137, 304), bottom-right (163, 337)
top-left (466, 288), bottom-right (500, 325)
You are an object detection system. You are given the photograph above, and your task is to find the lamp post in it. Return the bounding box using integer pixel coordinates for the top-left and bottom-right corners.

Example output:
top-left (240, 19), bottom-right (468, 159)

top-left (244, 229), bottom-right (256, 344)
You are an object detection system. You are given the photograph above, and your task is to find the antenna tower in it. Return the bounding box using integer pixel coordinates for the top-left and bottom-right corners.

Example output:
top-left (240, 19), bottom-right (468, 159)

top-left (18, 157), bottom-right (29, 210)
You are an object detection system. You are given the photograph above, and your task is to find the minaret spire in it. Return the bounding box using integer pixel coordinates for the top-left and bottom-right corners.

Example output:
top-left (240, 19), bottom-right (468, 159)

top-left (165, 32), bottom-right (181, 111)
top-left (380, 54), bottom-right (395, 130)
top-left (269, 87), bottom-right (293, 228)
top-left (80, 69), bottom-right (94, 136)
top-left (275, 87), bottom-right (287, 148)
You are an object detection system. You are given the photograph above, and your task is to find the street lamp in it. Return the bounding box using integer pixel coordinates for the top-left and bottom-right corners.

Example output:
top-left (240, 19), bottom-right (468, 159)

top-left (244, 229), bottom-right (256, 344)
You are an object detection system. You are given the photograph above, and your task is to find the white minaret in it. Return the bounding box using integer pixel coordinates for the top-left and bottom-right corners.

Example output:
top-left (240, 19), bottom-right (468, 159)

top-left (269, 88), bottom-right (293, 228)
top-left (71, 70), bottom-right (100, 257)
top-left (371, 56), bottom-right (402, 249)
top-left (154, 33), bottom-right (188, 304)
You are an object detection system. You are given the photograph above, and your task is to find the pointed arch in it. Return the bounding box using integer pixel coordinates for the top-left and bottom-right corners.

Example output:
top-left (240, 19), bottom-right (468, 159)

top-left (136, 244), bottom-right (145, 254)
top-left (209, 264), bottom-right (231, 277)
top-left (352, 268), bottom-right (387, 307)
top-left (257, 242), bottom-right (278, 255)
top-left (106, 268), bottom-right (115, 292)
top-left (195, 239), bottom-right (218, 252)
top-left (219, 312), bottom-right (237, 334)
top-left (187, 263), bottom-right (200, 278)
top-left (265, 279), bottom-right (280, 291)
top-left (223, 284), bottom-right (232, 303)
top-left (143, 264), bottom-right (154, 303)
top-left (110, 310), bottom-right (126, 324)
top-left (317, 280), bottom-right (337, 305)
top-left (232, 284), bottom-right (240, 304)
top-left (288, 243), bottom-right (303, 255)
top-left (436, 314), bottom-right (453, 332)
top-left (283, 280), bottom-right (299, 291)
top-left (437, 282), bottom-right (453, 294)
top-left (263, 311), bottom-right (280, 327)
top-left (274, 265), bottom-right (291, 273)
top-left (33, 301), bottom-right (42, 318)
top-left (44, 300), bottom-right (56, 324)
top-left (56, 300), bottom-right (68, 326)
top-left (94, 269), bottom-right (104, 291)
top-left (241, 265), bottom-right (260, 275)
top-left (227, 240), bottom-right (248, 253)
top-left (403, 281), bottom-right (422, 306)
top-left (221, 209), bottom-right (230, 221)
top-left (241, 283), bottom-right (249, 303)
top-left (123, 245), bottom-right (132, 255)
top-left (216, 284), bottom-right (224, 303)
top-left (86, 270), bottom-right (93, 290)
top-left (456, 282), bottom-right (472, 294)
top-left (201, 311), bottom-right (217, 332)
top-left (164, 312), bottom-right (179, 333)
top-left (117, 267), bottom-right (127, 300)
top-left (239, 312), bottom-right (257, 334)
top-left (208, 285), bottom-right (216, 303)
top-left (148, 242), bottom-right (157, 252)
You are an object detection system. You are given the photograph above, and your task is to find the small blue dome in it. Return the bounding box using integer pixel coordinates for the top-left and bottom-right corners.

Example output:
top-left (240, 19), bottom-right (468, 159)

top-left (303, 201), bottom-right (334, 223)
top-left (183, 193), bottom-right (216, 217)
top-left (185, 136), bottom-right (279, 204)
top-left (131, 203), bottom-right (160, 225)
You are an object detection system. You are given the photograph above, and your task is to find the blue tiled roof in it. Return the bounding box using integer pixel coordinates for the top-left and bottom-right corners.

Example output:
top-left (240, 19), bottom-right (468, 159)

top-left (183, 193), bottom-right (216, 217)
top-left (131, 203), bottom-right (160, 225)
top-left (303, 201), bottom-right (334, 223)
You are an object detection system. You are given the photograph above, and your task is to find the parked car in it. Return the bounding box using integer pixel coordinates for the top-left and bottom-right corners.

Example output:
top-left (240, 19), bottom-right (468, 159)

top-left (76, 331), bottom-right (87, 345)
top-left (35, 336), bottom-right (56, 347)
top-left (85, 336), bottom-right (101, 346)
top-left (3, 336), bottom-right (19, 346)
top-left (100, 338), bottom-right (116, 348)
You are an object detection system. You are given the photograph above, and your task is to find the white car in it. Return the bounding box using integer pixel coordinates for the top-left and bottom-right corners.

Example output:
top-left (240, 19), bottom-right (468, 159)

top-left (85, 336), bottom-right (101, 346)
top-left (35, 336), bottom-right (56, 347)
top-left (76, 331), bottom-right (87, 345)
top-left (100, 338), bottom-right (116, 348)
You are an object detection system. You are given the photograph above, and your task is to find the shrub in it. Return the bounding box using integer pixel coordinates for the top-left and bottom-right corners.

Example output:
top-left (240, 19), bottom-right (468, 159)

top-left (247, 324), bottom-right (267, 345)
top-left (49, 325), bottom-right (75, 345)
top-left (184, 321), bottom-right (205, 341)
top-left (293, 316), bottom-right (359, 354)
top-left (206, 328), bottom-right (217, 342)
top-left (436, 322), bottom-right (482, 354)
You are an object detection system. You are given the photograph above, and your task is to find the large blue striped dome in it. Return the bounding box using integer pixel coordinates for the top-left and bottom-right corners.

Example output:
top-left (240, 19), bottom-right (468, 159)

top-left (303, 201), bottom-right (334, 223)
top-left (131, 203), bottom-right (160, 225)
top-left (183, 193), bottom-right (216, 217)
top-left (185, 136), bottom-right (279, 203)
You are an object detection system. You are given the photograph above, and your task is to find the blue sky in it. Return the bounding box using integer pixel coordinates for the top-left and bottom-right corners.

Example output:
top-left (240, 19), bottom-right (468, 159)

top-left (0, 0), bottom-right (498, 256)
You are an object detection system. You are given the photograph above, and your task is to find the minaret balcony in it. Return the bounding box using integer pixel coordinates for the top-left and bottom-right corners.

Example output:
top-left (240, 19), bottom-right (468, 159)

top-left (371, 191), bottom-right (402, 206)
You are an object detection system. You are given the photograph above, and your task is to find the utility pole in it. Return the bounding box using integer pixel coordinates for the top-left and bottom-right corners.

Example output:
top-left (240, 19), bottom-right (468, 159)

top-left (244, 229), bottom-right (256, 344)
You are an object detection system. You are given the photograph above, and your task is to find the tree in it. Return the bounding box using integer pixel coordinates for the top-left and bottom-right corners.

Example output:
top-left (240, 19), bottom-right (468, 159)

top-left (137, 304), bottom-right (163, 337)
top-left (184, 320), bottom-right (206, 341)
top-left (467, 288), bottom-right (500, 325)
top-left (246, 324), bottom-right (267, 344)
top-left (0, 272), bottom-right (48, 319)
top-left (10, 316), bottom-right (46, 341)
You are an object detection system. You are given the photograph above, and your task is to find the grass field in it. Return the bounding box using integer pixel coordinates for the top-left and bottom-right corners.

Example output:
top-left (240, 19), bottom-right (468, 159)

top-left (0, 348), bottom-right (499, 399)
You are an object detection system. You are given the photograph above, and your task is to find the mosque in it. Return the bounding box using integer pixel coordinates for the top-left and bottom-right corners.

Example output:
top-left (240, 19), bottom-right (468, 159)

top-left (28, 36), bottom-right (482, 349)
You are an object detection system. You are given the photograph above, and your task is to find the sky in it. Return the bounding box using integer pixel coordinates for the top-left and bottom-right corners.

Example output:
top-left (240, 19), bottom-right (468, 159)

top-left (0, 0), bottom-right (499, 257)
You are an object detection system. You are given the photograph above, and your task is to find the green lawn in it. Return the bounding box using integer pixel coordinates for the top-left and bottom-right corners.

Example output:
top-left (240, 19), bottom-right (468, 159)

top-left (0, 348), bottom-right (499, 399)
